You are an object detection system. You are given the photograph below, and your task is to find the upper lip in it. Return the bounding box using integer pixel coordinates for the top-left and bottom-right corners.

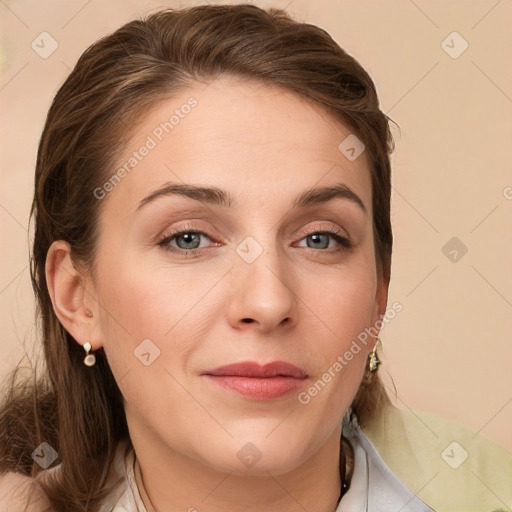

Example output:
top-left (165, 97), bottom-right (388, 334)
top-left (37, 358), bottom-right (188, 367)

top-left (203, 361), bottom-right (308, 379)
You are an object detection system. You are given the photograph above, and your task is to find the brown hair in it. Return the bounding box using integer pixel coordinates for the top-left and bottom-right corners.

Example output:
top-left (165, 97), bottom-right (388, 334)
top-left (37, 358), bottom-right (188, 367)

top-left (0, 4), bottom-right (395, 510)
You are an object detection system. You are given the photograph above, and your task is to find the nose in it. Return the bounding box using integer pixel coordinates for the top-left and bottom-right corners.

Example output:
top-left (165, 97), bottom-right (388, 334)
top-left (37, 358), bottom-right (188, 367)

top-left (226, 243), bottom-right (298, 334)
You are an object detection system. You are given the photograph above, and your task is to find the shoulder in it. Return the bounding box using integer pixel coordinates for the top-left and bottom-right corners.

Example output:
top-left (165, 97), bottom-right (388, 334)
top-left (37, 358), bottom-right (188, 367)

top-left (361, 404), bottom-right (512, 512)
top-left (0, 472), bottom-right (53, 512)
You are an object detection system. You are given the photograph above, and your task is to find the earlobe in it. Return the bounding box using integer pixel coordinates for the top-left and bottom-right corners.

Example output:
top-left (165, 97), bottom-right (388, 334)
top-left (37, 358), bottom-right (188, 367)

top-left (45, 240), bottom-right (101, 349)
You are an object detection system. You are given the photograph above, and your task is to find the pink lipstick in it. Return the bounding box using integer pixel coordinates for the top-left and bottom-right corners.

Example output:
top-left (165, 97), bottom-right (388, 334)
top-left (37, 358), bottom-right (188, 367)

top-left (202, 361), bottom-right (308, 400)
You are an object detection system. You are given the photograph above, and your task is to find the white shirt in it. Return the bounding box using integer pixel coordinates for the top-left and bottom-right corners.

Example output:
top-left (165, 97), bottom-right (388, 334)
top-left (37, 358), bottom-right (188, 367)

top-left (339, 415), bottom-right (434, 511)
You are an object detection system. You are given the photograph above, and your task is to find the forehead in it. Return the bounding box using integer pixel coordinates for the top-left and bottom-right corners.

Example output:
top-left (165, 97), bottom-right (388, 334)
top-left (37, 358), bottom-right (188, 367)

top-left (104, 76), bottom-right (372, 216)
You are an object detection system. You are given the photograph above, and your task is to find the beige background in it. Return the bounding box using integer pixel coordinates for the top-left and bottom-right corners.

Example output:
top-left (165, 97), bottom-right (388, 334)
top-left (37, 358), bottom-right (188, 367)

top-left (1, 0), bottom-right (511, 453)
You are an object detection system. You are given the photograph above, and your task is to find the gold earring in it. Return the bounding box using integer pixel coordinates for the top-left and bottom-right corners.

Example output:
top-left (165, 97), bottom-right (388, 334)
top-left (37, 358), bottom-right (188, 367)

top-left (368, 335), bottom-right (382, 372)
top-left (83, 341), bottom-right (96, 367)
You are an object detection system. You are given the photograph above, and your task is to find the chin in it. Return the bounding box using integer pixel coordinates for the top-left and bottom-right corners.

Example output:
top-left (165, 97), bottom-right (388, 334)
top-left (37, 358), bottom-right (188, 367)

top-left (193, 432), bottom-right (315, 477)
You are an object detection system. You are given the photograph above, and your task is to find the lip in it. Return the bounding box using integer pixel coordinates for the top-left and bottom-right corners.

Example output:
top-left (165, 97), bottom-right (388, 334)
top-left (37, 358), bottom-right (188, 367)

top-left (202, 361), bottom-right (308, 400)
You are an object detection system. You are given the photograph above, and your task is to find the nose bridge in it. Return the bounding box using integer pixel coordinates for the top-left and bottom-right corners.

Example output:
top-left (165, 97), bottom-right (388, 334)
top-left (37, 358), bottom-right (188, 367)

top-left (228, 231), bottom-right (297, 330)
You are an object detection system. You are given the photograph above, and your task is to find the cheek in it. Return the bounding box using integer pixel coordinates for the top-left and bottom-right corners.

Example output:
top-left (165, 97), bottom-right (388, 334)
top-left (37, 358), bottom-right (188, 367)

top-left (301, 256), bottom-right (377, 335)
top-left (92, 252), bottom-right (226, 378)
top-left (297, 278), bottom-right (374, 414)
top-left (299, 257), bottom-right (377, 387)
top-left (95, 250), bottom-right (212, 334)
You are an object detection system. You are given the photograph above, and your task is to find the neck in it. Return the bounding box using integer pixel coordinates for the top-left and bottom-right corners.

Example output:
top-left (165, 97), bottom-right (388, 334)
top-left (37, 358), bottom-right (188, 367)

top-left (130, 425), bottom-right (343, 512)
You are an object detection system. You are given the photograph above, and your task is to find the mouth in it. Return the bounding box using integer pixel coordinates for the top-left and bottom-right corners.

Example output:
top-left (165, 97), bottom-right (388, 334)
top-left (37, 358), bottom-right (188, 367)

top-left (202, 361), bottom-right (309, 400)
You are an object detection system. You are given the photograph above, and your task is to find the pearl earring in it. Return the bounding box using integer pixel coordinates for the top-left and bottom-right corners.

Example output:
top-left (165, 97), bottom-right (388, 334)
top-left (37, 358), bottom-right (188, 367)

top-left (83, 341), bottom-right (96, 367)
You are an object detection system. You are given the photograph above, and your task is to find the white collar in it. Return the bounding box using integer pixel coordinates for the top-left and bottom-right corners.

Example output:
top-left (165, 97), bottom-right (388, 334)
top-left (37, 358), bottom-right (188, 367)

top-left (337, 415), bottom-right (434, 512)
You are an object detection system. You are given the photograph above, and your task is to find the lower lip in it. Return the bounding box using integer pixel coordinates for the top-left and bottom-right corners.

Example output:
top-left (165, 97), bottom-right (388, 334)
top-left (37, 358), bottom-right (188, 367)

top-left (205, 375), bottom-right (306, 400)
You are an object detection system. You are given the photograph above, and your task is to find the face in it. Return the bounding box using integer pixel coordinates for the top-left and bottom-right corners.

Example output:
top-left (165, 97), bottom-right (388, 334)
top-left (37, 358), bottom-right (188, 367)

top-left (84, 77), bottom-right (387, 475)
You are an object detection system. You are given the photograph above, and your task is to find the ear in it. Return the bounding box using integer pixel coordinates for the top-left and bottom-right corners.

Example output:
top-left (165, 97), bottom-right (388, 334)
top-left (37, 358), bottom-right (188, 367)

top-left (45, 240), bottom-right (103, 350)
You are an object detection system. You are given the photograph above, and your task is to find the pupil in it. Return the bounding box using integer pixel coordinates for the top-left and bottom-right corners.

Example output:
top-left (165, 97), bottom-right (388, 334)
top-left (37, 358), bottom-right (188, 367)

top-left (309, 234), bottom-right (328, 249)
top-left (180, 233), bottom-right (199, 249)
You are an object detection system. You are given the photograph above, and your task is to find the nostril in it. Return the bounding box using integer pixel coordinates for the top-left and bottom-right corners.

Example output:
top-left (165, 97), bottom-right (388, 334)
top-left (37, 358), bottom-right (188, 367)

top-left (242, 318), bottom-right (254, 323)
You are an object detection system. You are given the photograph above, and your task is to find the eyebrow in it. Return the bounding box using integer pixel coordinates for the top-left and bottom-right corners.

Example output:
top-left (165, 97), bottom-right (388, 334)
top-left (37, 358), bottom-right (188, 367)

top-left (136, 182), bottom-right (367, 215)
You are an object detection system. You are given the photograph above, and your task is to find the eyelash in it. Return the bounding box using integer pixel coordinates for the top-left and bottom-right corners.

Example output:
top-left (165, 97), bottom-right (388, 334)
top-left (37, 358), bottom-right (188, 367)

top-left (157, 223), bottom-right (352, 256)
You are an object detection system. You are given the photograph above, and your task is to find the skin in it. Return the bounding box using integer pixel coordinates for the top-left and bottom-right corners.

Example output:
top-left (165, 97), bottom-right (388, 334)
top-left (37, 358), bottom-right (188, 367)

top-left (46, 77), bottom-right (388, 512)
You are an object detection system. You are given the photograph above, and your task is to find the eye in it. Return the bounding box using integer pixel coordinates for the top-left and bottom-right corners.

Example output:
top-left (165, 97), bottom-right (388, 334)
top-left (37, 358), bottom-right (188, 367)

top-left (157, 224), bottom-right (217, 255)
top-left (157, 223), bottom-right (352, 256)
top-left (295, 226), bottom-right (352, 251)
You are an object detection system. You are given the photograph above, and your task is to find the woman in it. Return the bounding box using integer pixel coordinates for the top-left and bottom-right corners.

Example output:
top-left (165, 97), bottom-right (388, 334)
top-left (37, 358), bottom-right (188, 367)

top-left (0, 4), bottom-right (510, 511)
